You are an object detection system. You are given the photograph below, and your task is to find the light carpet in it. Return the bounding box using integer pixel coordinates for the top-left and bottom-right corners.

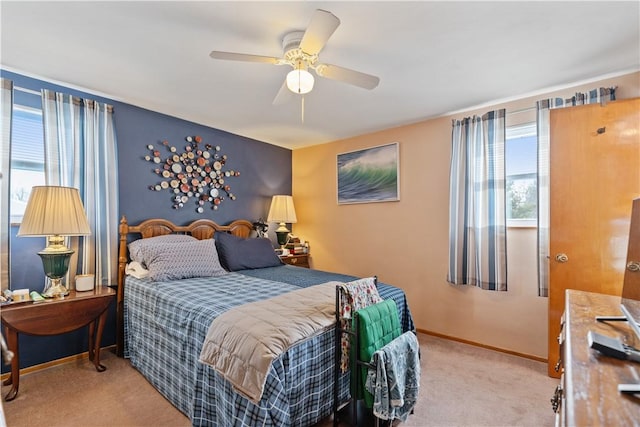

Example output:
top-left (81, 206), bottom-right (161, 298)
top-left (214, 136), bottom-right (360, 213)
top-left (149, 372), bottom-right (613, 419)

top-left (2, 333), bottom-right (557, 426)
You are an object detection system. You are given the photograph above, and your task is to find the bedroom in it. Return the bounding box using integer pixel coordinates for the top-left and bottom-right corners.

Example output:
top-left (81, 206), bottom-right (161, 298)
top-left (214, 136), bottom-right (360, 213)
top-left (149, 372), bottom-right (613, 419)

top-left (1, 1), bottom-right (640, 426)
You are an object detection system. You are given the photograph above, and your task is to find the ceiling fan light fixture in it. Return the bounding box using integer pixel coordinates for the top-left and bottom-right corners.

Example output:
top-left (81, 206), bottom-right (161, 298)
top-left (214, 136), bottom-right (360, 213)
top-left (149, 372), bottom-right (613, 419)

top-left (210, 10), bottom-right (380, 104)
top-left (286, 67), bottom-right (314, 94)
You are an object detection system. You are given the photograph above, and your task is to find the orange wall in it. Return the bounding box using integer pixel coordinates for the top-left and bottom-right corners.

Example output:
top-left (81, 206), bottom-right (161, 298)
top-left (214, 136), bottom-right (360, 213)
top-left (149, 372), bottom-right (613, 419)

top-left (292, 71), bottom-right (640, 359)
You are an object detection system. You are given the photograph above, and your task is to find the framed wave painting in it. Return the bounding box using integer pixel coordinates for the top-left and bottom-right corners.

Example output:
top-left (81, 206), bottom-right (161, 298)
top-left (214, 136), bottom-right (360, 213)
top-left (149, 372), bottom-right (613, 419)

top-left (337, 142), bottom-right (400, 204)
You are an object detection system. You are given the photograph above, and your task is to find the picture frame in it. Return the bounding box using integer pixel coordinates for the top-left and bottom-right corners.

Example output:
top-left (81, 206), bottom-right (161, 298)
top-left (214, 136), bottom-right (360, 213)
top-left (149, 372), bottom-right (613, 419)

top-left (337, 142), bottom-right (400, 205)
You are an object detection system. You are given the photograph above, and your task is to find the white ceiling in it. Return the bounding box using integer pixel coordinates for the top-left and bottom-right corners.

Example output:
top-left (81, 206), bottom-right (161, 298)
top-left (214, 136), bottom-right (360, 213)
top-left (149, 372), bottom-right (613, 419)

top-left (2, 1), bottom-right (639, 149)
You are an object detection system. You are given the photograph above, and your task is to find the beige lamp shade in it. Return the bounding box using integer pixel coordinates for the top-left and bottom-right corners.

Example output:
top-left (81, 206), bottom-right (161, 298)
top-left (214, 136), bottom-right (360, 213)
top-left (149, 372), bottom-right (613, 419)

top-left (17, 186), bottom-right (91, 238)
top-left (267, 195), bottom-right (297, 224)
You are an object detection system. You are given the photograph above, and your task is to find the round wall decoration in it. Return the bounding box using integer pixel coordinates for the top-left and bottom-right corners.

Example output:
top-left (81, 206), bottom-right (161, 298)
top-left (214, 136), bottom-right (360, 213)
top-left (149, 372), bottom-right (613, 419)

top-left (144, 136), bottom-right (239, 213)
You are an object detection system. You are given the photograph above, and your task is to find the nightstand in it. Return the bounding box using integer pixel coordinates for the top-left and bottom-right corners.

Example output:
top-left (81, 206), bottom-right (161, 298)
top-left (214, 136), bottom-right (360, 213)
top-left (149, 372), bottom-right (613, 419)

top-left (280, 253), bottom-right (310, 268)
top-left (1, 286), bottom-right (115, 401)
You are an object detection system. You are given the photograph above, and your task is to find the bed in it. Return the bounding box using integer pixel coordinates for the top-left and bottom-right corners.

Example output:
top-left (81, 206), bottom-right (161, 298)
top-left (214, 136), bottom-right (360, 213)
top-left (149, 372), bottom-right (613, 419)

top-left (115, 216), bottom-right (414, 426)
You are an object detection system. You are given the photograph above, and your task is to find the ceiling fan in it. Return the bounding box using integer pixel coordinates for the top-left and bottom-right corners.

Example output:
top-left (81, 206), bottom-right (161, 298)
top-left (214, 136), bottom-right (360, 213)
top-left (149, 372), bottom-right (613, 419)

top-left (209, 9), bottom-right (380, 106)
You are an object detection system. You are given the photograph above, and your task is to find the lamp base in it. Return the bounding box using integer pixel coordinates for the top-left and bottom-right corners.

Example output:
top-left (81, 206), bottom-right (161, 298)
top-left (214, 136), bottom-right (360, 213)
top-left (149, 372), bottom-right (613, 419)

top-left (275, 230), bottom-right (290, 248)
top-left (38, 249), bottom-right (73, 299)
top-left (42, 278), bottom-right (69, 298)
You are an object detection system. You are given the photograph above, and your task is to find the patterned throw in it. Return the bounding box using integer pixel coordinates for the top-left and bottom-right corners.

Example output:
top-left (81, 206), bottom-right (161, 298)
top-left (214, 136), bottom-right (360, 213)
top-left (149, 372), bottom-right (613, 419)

top-left (338, 277), bottom-right (383, 372)
top-left (365, 331), bottom-right (420, 422)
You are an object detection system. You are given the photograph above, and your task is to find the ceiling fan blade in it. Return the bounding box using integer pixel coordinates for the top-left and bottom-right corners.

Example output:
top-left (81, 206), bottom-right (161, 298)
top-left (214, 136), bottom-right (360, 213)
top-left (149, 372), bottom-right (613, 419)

top-left (315, 64), bottom-right (380, 90)
top-left (209, 51), bottom-right (280, 64)
top-left (273, 79), bottom-right (294, 105)
top-left (299, 9), bottom-right (340, 56)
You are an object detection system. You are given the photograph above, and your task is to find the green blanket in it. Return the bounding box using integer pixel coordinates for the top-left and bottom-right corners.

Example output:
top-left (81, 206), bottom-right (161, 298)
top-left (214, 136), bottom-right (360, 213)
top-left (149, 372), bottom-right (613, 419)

top-left (355, 299), bottom-right (402, 408)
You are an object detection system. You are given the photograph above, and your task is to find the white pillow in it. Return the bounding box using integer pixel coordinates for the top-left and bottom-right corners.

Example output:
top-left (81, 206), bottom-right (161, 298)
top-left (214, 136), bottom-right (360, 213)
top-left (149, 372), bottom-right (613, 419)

top-left (125, 261), bottom-right (149, 279)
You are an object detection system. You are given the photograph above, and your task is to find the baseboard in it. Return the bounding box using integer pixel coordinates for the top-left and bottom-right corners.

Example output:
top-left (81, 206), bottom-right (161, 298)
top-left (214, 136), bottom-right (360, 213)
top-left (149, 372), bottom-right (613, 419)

top-left (416, 328), bottom-right (547, 363)
top-left (0, 345), bottom-right (116, 381)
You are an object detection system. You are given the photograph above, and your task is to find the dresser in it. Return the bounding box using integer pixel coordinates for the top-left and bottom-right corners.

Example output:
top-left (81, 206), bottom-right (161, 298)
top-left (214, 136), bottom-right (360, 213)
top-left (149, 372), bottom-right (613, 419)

top-left (552, 290), bottom-right (640, 425)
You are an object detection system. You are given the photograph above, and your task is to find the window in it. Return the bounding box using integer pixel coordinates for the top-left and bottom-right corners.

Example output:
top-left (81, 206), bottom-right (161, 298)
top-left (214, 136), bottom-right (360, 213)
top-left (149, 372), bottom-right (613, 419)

top-left (505, 123), bottom-right (537, 225)
top-left (10, 106), bottom-right (45, 223)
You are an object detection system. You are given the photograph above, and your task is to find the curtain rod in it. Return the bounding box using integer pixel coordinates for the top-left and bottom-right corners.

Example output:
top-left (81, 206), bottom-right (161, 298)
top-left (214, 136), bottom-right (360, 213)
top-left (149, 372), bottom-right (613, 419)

top-left (507, 106), bottom-right (536, 116)
top-left (13, 85), bottom-right (114, 112)
top-left (13, 86), bottom-right (40, 96)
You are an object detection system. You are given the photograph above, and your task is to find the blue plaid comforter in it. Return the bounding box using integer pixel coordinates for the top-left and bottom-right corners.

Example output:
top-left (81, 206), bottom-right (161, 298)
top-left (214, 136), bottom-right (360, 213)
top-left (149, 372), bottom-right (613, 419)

top-left (124, 265), bottom-right (414, 426)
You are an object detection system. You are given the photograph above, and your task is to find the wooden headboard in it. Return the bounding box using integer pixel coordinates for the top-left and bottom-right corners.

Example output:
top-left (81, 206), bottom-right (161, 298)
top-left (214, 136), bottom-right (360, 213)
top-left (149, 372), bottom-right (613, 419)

top-left (115, 216), bottom-right (253, 356)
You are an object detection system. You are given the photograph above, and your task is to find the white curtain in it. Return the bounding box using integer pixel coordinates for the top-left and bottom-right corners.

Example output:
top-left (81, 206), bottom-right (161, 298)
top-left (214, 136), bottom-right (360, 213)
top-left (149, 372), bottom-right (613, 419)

top-left (41, 90), bottom-right (119, 287)
top-left (536, 87), bottom-right (616, 297)
top-left (448, 109), bottom-right (507, 291)
top-left (0, 79), bottom-right (12, 292)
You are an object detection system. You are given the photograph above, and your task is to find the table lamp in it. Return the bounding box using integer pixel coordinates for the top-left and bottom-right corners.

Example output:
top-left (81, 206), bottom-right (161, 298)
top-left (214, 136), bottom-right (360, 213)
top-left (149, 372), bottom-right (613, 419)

top-left (17, 186), bottom-right (91, 298)
top-left (267, 195), bottom-right (297, 249)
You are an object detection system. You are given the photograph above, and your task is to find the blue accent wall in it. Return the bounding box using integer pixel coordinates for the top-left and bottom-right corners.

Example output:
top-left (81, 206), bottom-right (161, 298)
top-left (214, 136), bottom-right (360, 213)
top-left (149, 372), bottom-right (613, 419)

top-left (1, 69), bottom-right (292, 372)
top-left (115, 101), bottom-right (291, 226)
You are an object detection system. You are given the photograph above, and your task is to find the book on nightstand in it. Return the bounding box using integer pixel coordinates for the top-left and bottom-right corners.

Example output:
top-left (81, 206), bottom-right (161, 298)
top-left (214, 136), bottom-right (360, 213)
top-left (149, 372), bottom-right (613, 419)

top-left (282, 235), bottom-right (310, 255)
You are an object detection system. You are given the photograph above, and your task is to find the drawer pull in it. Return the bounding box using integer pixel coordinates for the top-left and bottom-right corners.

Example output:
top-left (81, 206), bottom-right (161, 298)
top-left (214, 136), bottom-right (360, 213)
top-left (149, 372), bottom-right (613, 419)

top-left (290, 258), bottom-right (297, 264)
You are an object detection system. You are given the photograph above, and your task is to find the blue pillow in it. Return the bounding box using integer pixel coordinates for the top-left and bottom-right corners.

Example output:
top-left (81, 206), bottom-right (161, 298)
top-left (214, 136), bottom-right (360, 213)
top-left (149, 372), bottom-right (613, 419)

top-left (128, 234), bottom-right (196, 267)
top-left (144, 239), bottom-right (227, 282)
top-left (215, 232), bottom-right (283, 271)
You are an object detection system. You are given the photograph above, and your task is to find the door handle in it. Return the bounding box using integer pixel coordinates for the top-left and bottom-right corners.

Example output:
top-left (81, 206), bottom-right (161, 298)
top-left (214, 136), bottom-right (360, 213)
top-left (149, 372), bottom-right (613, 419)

top-left (555, 253), bottom-right (569, 263)
top-left (627, 261), bottom-right (640, 272)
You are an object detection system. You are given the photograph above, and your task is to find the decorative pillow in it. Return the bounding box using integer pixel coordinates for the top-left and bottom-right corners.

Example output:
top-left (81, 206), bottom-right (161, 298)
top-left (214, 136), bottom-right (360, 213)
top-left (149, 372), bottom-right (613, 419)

top-left (128, 234), bottom-right (196, 267)
top-left (215, 231), bottom-right (283, 271)
top-left (144, 239), bottom-right (227, 281)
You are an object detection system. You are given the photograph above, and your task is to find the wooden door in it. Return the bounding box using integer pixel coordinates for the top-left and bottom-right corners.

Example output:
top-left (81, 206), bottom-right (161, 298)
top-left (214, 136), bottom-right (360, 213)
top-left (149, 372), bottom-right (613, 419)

top-left (548, 98), bottom-right (640, 377)
top-left (622, 198), bottom-right (640, 303)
